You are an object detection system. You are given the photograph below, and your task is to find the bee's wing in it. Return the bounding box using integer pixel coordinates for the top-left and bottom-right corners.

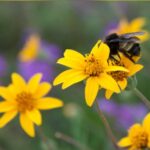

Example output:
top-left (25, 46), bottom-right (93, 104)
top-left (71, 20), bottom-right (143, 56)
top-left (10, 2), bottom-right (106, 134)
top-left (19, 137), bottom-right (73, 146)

top-left (120, 32), bottom-right (145, 38)
top-left (110, 38), bottom-right (140, 43)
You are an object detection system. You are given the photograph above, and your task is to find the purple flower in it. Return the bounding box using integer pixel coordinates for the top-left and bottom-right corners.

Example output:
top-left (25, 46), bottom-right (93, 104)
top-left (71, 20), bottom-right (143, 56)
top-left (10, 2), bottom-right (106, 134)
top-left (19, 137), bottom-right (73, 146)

top-left (103, 22), bottom-right (118, 36)
top-left (0, 56), bottom-right (7, 77)
top-left (99, 99), bottom-right (148, 129)
top-left (18, 34), bottom-right (61, 82)
top-left (18, 60), bottom-right (55, 82)
top-left (40, 41), bottom-right (61, 63)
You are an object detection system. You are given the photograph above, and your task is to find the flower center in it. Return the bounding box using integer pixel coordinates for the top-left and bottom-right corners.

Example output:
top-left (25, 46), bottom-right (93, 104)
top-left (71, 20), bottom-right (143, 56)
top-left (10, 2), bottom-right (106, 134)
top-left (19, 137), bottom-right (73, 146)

top-left (84, 54), bottom-right (104, 77)
top-left (108, 60), bottom-right (128, 81)
top-left (16, 92), bottom-right (35, 112)
top-left (129, 126), bottom-right (148, 149)
top-left (109, 71), bottom-right (128, 81)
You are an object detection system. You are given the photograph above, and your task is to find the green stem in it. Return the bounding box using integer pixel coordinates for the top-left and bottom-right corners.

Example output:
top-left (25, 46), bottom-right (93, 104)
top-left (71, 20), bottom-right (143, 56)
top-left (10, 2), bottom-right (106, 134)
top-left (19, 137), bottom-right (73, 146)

top-left (133, 88), bottom-right (150, 110)
top-left (55, 132), bottom-right (91, 150)
top-left (38, 127), bottom-right (53, 150)
top-left (96, 101), bottom-right (121, 150)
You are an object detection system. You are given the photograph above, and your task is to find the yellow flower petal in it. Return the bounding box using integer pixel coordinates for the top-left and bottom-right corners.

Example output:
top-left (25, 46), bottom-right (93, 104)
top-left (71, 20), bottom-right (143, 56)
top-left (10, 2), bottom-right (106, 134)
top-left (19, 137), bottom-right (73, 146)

top-left (7, 85), bottom-right (19, 98)
top-left (53, 69), bottom-right (85, 86)
top-left (118, 18), bottom-right (129, 33)
top-left (62, 73), bottom-right (87, 89)
top-left (26, 109), bottom-right (42, 126)
top-left (19, 34), bottom-right (40, 62)
top-left (148, 139), bottom-right (150, 148)
top-left (97, 73), bottom-right (120, 93)
top-left (0, 86), bottom-right (15, 100)
top-left (139, 30), bottom-right (149, 42)
top-left (110, 17), bottom-right (149, 42)
top-left (91, 40), bottom-right (110, 60)
top-left (36, 97), bottom-right (63, 110)
top-left (105, 90), bottom-right (113, 100)
top-left (106, 66), bottom-right (129, 72)
top-left (120, 53), bottom-right (134, 68)
top-left (57, 58), bottom-right (84, 69)
top-left (0, 101), bottom-right (16, 112)
top-left (27, 73), bottom-right (42, 93)
top-left (91, 40), bottom-right (101, 54)
top-left (130, 18), bottom-right (145, 31)
top-left (128, 123), bottom-right (142, 133)
top-left (128, 64), bottom-right (143, 76)
top-left (118, 137), bottom-right (131, 147)
top-left (53, 69), bottom-right (75, 85)
top-left (0, 110), bottom-right (18, 128)
top-left (118, 79), bottom-right (127, 90)
top-left (105, 79), bottom-right (127, 99)
top-left (12, 73), bottom-right (26, 89)
top-left (132, 55), bottom-right (141, 63)
top-left (119, 53), bottom-right (143, 76)
top-left (20, 113), bottom-right (35, 137)
top-left (35, 82), bottom-right (51, 98)
top-left (142, 113), bottom-right (150, 133)
top-left (85, 77), bottom-right (99, 107)
top-left (62, 49), bottom-right (85, 68)
top-left (97, 42), bottom-right (110, 60)
top-left (64, 49), bottom-right (84, 60)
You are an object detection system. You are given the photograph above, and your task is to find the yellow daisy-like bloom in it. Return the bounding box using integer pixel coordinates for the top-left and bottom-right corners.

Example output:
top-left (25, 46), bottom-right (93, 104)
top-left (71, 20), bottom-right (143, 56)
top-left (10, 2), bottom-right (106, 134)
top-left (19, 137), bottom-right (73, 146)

top-left (19, 34), bottom-right (40, 62)
top-left (118, 113), bottom-right (150, 150)
top-left (109, 17), bottom-right (149, 42)
top-left (53, 40), bottom-right (128, 107)
top-left (105, 53), bottom-right (143, 99)
top-left (0, 73), bottom-right (63, 137)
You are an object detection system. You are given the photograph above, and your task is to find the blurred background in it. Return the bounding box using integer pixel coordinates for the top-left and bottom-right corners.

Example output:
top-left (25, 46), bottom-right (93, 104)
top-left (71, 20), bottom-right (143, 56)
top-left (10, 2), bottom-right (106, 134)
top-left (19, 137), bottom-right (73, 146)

top-left (0, 1), bottom-right (150, 150)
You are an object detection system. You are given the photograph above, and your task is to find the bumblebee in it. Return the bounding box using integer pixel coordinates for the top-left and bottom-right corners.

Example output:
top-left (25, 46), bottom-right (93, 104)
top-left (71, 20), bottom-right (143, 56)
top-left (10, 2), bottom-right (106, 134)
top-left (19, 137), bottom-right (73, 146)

top-left (104, 32), bottom-right (144, 62)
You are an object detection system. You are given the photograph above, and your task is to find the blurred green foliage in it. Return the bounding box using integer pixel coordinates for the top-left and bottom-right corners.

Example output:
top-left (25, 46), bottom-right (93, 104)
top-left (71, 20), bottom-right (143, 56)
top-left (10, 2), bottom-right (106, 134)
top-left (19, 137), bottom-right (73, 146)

top-left (0, 1), bottom-right (150, 150)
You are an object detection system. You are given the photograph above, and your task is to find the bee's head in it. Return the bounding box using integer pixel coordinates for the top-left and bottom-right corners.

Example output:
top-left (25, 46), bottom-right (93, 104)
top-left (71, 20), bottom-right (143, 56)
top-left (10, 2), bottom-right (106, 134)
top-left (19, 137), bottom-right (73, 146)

top-left (104, 33), bottom-right (119, 42)
top-left (104, 33), bottom-right (120, 55)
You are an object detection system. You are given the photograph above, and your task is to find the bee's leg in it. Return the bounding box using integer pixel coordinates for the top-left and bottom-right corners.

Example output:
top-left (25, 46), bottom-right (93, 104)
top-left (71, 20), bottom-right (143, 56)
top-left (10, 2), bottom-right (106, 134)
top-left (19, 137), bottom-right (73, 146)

top-left (109, 55), bottom-right (120, 63)
top-left (116, 53), bottom-right (121, 60)
top-left (107, 56), bottom-right (114, 64)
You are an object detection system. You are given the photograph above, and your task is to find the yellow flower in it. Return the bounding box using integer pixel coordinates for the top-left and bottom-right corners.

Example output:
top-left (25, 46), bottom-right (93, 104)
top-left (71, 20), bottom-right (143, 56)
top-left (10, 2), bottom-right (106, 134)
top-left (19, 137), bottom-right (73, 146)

top-left (0, 73), bottom-right (63, 137)
top-left (118, 113), bottom-right (150, 150)
top-left (105, 53), bottom-right (143, 99)
top-left (19, 34), bottom-right (40, 62)
top-left (53, 40), bottom-right (128, 107)
top-left (109, 17), bottom-right (149, 42)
